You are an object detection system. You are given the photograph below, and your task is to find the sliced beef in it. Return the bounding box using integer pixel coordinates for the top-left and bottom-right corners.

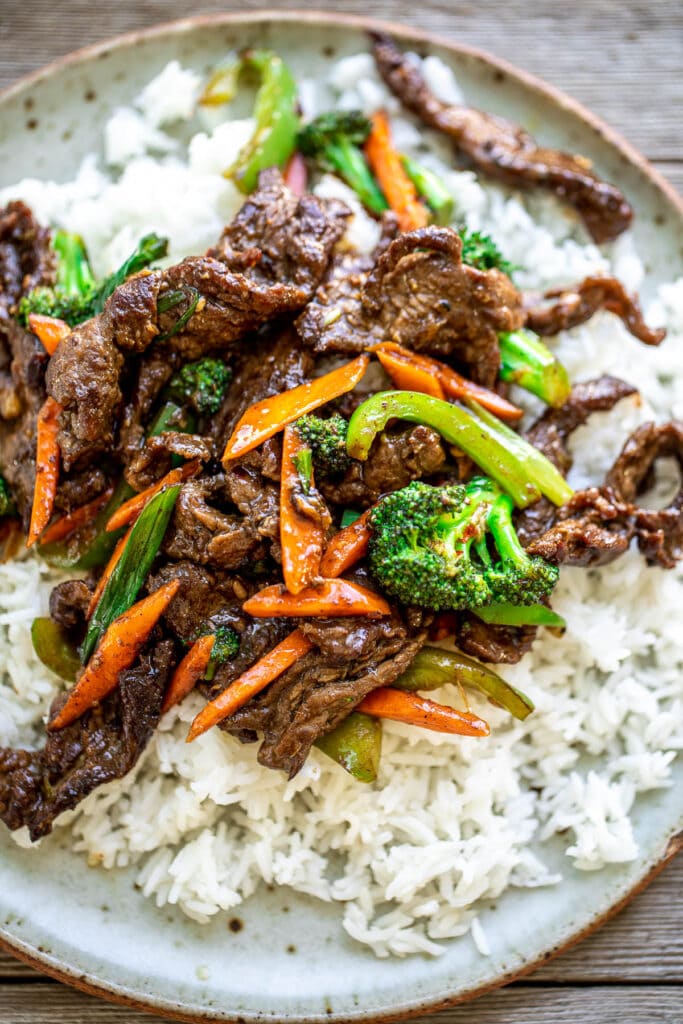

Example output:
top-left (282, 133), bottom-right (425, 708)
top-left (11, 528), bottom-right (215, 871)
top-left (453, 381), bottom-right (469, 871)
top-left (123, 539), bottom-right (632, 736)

top-left (53, 466), bottom-right (108, 514)
top-left (320, 425), bottom-right (446, 508)
top-left (148, 560), bottom-right (251, 642)
top-left (606, 421), bottom-right (683, 567)
top-left (296, 249), bottom-right (376, 354)
top-left (372, 34), bottom-right (632, 244)
top-left (0, 201), bottom-right (55, 314)
top-left (0, 640), bottom-right (175, 840)
top-left (117, 348), bottom-right (178, 466)
top-left (211, 166), bottom-right (350, 296)
top-left (126, 432), bottom-right (212, 492)
top-left (456, 615), bottom-right (537, 664)
top-left (49, 579), bottom-right (92, 634)
top-left (525, 276), bottom-right (666, 345)
top-left (527, 486), bottom-right (634, 567)
top-left (224, 613), bottom-right (425, 777)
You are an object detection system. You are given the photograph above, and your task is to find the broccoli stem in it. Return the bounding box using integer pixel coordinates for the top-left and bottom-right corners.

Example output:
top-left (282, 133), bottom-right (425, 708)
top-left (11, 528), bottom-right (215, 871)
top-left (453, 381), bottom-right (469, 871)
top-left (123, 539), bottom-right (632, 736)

top-left (486, 492), bottom-right (531, 570)
top-left (400, 156), bottom-right (454, 225)
top-left (463, 398), bottom-right (573, 507)
top-left (325, 136), bottom-right (388, 215)
top-left (499, 329), bottom-right (571, 408)
top-left (473, 603), bottom-right (566, 628)
top-left (347, 390), bottom-right (571, 508)
top-left (52, 231), bottom-right (95, 296)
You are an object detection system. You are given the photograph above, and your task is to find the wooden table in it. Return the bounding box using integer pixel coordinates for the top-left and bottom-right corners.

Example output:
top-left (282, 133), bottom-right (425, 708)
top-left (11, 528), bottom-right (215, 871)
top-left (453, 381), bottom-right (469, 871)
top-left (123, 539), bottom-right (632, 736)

top-left (1, 2), bottom-right (681, 1021)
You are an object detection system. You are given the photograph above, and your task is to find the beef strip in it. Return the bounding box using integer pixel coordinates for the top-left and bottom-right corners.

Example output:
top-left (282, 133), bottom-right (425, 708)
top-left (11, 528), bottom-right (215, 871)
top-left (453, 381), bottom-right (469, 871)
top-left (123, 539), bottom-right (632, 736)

top-left (606, 421), bottom-right (683, 568)
top-left (224, 613), bottom-right (426, 777)
top-left (372, 34), bottom-right (632, 244)
top-left (148, 560), bottom-right (254, 642)
top-left (53, 466), bottom-right (108, 514)
top-left (126, 432), bottom-right (213, 492)
top-left (49, 579), bottom-right (92, 635)
top-left (0, 201), bottom-right (55, 314)
top-left (456, 615), bottom-right (537, 664)
top-left (320, 424), bottom-right (446, 508)
top-left (298, 227), bottom-right (523, 387)
top-left (0, 640), bottom-right (175, 839)
top-left (527, 486), bottom-right (634, 567)
top-left (525, 276), bottom-right (666, 346)
top-left (210, 166), bottom-right (350, 295)
top-left (516, 375), bottom-right (638, 547)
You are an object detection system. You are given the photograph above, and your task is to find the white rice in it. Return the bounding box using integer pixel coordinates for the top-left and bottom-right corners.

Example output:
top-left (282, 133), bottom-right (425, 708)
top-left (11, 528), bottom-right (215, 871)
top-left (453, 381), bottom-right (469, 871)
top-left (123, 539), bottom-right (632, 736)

top-left (1, 54), bottom-right (682, 959)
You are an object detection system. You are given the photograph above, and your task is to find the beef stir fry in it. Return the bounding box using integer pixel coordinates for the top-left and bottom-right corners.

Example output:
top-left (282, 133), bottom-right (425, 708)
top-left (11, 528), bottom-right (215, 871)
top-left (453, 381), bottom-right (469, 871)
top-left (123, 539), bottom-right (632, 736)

top-left (0, 37), bottom-right (676, 842)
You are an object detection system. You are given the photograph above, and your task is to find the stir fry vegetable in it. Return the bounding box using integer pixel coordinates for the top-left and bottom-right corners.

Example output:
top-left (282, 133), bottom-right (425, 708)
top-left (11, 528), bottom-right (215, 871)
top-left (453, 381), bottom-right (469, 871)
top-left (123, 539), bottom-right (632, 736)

top-left (295, 413), bottom-right (350, 475)
top-left (319, 510), bottom-right (372, 578)
top-left (400, 156), bottom-right (454, 225)
top-left (166, 357), bottom-right (233, 417)
top-left (223, 355), bottom-right (369, 462)
top-left (82, 485), bottom-right (181, 663)
top-left (298, 111), bottom-right (388, 215)
top-left (31, 617), bottom-right (81, 683)
top-left (161, 634), bottom-right (216, 714)
top-left (315, 712), bottom-right (382, 783)
top-left (27, 312), bottom-right (70, 355)
top-left (365, 111), bottom-right (428, 231)
top-left (499, 329), bottom-right (571, 408)
top-left (280, 424), bottom-right (327, 595)
top-left (473, 603), bottom-right (566, 628)
top-left (105, 460), bottom-right (201, 533)
top-left (27, 397), bottom-right (62, 548)
top-left (357, 687), bottom-right (490, 737)
top-left (347, 390), bottom-right (573, 508)
top-left (38, 488), bottom-right (113, 547)
top-left (50, 579), bottom-right (180, 731)
top-left (458, 227), bottom-right (515, 276)
top-left (394, 646), bottom-right (534, 721)
top-left (242, 579), bottom-right (391, 618)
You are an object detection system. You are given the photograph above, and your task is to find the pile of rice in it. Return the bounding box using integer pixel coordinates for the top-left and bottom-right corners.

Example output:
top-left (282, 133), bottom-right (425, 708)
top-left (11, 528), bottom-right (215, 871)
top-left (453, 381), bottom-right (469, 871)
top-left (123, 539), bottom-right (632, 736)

top-left (1, 52), bottom-right (682, 960)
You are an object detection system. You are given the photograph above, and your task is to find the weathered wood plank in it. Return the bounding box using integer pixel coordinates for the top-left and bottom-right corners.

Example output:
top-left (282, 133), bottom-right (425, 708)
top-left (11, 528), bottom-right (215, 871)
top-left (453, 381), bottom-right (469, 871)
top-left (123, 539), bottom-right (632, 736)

top-left (0, 0), bottom-right (681, 160)
top-left (0, 983), bottom-right (681, 1024)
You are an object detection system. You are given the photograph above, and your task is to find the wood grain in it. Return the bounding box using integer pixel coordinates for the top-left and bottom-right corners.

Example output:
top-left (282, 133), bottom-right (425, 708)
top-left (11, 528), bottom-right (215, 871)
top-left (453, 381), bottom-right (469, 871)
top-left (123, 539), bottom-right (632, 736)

top-left (0, 2), bottom-right (681, 1023)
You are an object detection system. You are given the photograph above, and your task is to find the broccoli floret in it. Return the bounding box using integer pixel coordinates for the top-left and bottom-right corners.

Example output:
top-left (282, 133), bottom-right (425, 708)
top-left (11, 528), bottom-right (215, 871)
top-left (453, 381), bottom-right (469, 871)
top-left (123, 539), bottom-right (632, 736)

top-left (368, 478), bottom-right (559, 611)
top-left (166, 357), bottom-right (232, 416)
top-left (459, 228), bottom-right (514, 276)
top-left (0, 475), bottom-right (16, 518)
top-left (297, 111), bottom-right (388, 215)
top-left (204, 625), bottom-right (241, 682)
top-left (295, 413), bottom-right (350, 475)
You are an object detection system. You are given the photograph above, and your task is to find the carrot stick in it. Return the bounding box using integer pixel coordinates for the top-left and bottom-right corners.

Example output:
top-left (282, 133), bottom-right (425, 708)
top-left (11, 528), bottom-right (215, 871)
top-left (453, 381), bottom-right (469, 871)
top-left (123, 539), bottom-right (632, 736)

top-left (280, 424), bottom-right (326, 595)
top-left (365, 111), bottom-right (429, 232)
top-left (371, 342), bottom-right (523, 421)
top-left (284, 151), bottom-right (308, 196)
top-left (27, 397), bottom-right (62, 548)
top-left (187, 629), bottom-right (314, 742)
top-left (243, 579), bottom-right (391, 619)
top-left (86, 526), bottom-right (132, 619)
top-left (319, 511), bottom-right (372, 578)
top-left (375, 347), bottom-right (445, 399)
top-left (105, 460), bottom-right (200, 533)
top-left (223, 355), bottom-right (369, 463)
top-left (356, 687), bottom-right (490, 737)
top-left (38, 486), bottom-right (114, 547)
top-left (161, 634), bottom-right (216, 715)
top-left (28, 313), bottom-right (70, 355)
top-left (49, 579), bottom-right (180, 731)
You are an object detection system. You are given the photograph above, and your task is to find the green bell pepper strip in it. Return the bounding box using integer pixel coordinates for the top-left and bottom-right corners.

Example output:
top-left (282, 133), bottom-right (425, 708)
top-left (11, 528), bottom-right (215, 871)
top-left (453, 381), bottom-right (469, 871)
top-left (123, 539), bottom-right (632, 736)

top-left (346, 391), bottom-right (571, 509)
top-left (53, 230), bottom-right (96, 296)
top-left (400, 156), bottom-right (454, 226)
top-left (473, 603), bottom-right (566, 628)
top-left (498, 329), bottom-right (571, 408)
top-left (81, 484), bottom-right (181, 663)
top-left (315, 711), bottom-right (382, 783)
top-left (31, 617), bottom-right (81, 683)
top-left (463, 398), bottom-right (574, 507)
top-left (225, 50), bottom-right (300, 194)
top-left (394, 645), bottom-right (534, 721)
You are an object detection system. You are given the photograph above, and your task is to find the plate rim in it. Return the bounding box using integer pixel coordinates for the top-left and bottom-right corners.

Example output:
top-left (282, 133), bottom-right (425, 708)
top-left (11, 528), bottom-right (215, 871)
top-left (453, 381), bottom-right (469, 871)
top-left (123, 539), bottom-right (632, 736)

top-left (0, 9), bottom-right (681, 1022)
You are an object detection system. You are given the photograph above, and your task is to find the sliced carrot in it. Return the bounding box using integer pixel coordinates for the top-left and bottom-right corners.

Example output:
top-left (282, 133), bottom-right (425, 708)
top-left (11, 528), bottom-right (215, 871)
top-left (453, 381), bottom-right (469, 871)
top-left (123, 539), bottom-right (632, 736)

top-left (49, 579), bottom-right (180, 731)
top-left (357, 687), bottom-right (490, 737)
top-left (28, 313), bottom-right (70, 356)
top-left (319, 511), bottom-right (372, 578)
top-left (280, 424), bottom-right (327, 595)
top-left (375, 347), bottom-right (445, 399)
top-left (365, 111), bottom-right (429, 232)
top-left (86, 526), bottom-right (132, 620)
top-left (161, 634), bottom-right (216, 715)
top-left (187, 629), bottom-right (314, 742)
top-left (38, 486), bottom-right (114, 547)
top-left (105, 460), bottom-right (200, 533)
top-left (372, 342), bottom-right (523, 421)
top-left (222, 355), bottom-right (369, 463)
top-left (284, 151), bottom-right (308, 196)
top-left (243, 579), bottom-right (391, 619)
top-left (27, 397), bottom-right (62, 548)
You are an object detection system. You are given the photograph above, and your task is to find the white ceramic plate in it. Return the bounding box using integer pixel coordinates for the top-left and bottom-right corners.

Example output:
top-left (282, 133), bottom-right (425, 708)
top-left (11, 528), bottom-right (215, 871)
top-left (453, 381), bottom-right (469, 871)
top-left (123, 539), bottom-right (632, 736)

top-left (0, 12), bottom-right (681, 1022)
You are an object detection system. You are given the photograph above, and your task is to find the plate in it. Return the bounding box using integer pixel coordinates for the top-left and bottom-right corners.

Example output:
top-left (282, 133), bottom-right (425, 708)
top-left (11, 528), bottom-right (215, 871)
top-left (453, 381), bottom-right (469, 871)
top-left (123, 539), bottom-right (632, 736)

top-left (0, 11), bottom-right (682, 1022)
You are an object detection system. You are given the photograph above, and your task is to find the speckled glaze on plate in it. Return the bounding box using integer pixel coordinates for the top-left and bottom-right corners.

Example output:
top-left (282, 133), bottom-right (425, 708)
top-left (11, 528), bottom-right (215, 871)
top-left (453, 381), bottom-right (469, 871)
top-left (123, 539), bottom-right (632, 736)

top-left (0, 12), bottom-right (681, 1023)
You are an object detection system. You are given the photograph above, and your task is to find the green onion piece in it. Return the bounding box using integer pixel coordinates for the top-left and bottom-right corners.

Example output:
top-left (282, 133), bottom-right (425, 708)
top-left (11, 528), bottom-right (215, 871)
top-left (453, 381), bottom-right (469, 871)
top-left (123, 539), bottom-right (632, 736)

top-left (473, 603), bottom-right (566, 628)
top-left (394, 645), bottom-right (534, 721)
top-left (499, 329), bottom-right (571, 408)
top-left (315, 712), bottom-right (382, 783)
top-left (81, 484), bottom-right (181, 663)
top-left (401, 156), bottom-right (454, 225)
top-left (157, 288), bottom-right (200, 342)
top-left (157, 289), bottom-right (187, 314)
top-left (31, 617), bottom-right (81, 683)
